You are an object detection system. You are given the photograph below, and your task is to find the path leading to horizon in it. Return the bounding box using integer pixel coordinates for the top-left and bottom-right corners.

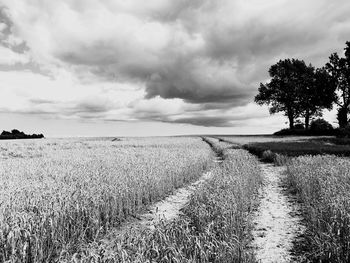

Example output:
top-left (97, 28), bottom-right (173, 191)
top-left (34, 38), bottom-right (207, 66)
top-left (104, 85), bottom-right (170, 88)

top-left (251, 163), bottom-right (305, 263)
top-left (111, 154), bottom-right (223, 237)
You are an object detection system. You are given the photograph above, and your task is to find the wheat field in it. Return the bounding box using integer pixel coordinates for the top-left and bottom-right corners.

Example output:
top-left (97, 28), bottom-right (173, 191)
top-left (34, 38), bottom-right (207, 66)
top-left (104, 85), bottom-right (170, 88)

top-left (2, 136), bottom-right (350, 262)
top-left (286, 155), bottom-right (350, 262)
top-left (0, 137), bottom-right (212, 262)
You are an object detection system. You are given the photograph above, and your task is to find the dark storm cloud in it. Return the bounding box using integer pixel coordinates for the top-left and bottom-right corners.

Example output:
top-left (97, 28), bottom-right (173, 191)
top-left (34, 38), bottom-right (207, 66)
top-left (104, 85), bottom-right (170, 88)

top-left (145, 72), bottom-right (252, 104)
top-left (131, 110), bottom-right (236, 127)
top-left (48, 0), bottom-right (350, 112)
top-left (2, 0), bottom-right (350, 127)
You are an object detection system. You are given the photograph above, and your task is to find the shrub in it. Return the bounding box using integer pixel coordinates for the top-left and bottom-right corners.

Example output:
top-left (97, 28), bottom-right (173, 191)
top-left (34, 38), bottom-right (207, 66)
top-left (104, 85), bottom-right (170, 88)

top-left (310, 118), bottom-right (333, 134)
top-left (274, 120), bottom-right (335, 136)
top-left (261, 150), bottom-right (275, 162)
top-left (336, 124), bottom-right (350, 138)
top-left (0, 129), bottom-right (44, 139)
top-left (273, 128), bottom-right (308, 136)
top-left (294, 123), bottom-right (305, 129)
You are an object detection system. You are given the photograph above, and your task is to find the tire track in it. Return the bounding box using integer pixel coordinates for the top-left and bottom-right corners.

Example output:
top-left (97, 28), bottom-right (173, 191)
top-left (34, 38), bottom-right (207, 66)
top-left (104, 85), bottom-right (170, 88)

top-left (251, 163), bottom-right (305, 263)
top-left (113, 138), bottom-right (223, 234)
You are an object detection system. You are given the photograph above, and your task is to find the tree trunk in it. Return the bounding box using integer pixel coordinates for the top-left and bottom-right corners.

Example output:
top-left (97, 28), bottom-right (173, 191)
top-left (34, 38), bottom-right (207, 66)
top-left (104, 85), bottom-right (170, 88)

top-left (288, 114), bottom-right (294, 129)
top-left (305, 110), bottom-right (310, 129)
top-left (337, 106), bottom-right (348, 128)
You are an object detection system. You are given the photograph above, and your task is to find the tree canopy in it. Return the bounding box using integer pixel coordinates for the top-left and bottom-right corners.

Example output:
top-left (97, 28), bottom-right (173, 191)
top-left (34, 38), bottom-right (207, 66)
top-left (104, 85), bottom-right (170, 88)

top-left (325, 41), bottom-right (350, 128)
top-left (0, 130), bottom-right (44, 140)
top-left (255, 59), bottom-right (335, 129)
top-left (299, 67), bottom-right (336, 129)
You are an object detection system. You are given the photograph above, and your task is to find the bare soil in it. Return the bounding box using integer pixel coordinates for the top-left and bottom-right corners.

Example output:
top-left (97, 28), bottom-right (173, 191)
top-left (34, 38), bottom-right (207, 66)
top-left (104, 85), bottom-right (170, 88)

top-left (138, 170), bottom-right (213, 229)
top-left (251, 163), bottom-right (305, 263)
top-left (112, 168), bottom-right (215, 237)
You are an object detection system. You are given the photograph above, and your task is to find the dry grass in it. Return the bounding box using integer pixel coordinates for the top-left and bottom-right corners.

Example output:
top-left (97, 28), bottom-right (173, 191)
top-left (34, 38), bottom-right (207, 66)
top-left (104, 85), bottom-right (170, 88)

top-left (67, 149), bottom-right (262, 262)
top-left (0, 137), bottom-right (212, 262)
top-left (286, 155), bottom-right (350, 262)
top-left (201, 137), bottom-right (239, 154)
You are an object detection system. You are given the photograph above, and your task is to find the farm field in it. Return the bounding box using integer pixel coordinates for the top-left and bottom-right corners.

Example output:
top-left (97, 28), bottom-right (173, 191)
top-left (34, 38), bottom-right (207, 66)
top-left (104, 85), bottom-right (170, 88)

top-left (71, 145), bottom-right (262, 262)
top-left (286, 155), bottom-right (350, 262)
top-left (1, 135), bottom-right (349, 262)
top-left (214, 135), bottom-right (320, 145)
top-left (243, 140), bottom-right (350, 158)
top-left (229, 135), bottom-right (350, 262)
top-left (0, 137), bottom-right (213, 262)
top-left (1, 1), bottom-right (349, 262)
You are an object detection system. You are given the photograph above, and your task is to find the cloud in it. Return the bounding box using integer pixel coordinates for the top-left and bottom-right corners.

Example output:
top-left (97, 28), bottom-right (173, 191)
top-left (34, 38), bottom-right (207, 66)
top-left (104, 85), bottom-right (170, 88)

top-left (74, 98), bottom-right (114, 114)
top-left (127, 98), bottom-right (270, 127)
top-left (29, 98), bottom-right (56, 105)
top-left (144, 58), bottom-right (254, 104)
top-left (0, 45), bottom-right (29, 64)
top-left (0, 0), bottom-right (348, 127)
top-left (0, 69), bottom-right (144, 122)
top-left (172, 116), bottom-right (235, 127)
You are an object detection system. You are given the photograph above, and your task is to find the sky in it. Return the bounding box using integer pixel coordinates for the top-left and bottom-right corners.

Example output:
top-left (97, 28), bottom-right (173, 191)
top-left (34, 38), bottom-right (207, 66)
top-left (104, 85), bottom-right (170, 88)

top-left (0, 0), bottom-right (349, 137)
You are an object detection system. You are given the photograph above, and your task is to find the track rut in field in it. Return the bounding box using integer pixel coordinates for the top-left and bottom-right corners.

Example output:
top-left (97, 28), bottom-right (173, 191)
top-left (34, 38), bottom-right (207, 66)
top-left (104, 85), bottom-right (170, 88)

top-left (251, 163), bottom-right (305, 263)
top-left (138, 169), bottom-right (214, 229)
top-left (114, 155), bottom-right (222, 235)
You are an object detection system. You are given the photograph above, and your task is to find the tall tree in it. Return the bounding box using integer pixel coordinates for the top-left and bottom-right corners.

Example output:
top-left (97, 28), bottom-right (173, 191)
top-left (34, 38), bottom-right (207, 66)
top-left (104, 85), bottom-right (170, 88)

top-left (325, 42), bottom-right (350, 128)
top-left (255, 59), bottom-right (307, 129)
top-left (293, 62), bottom-right (315, 129)
top-left (256, 59), bottom-right (336, 129)
top-left (299, 67), bottom-right (336, 129)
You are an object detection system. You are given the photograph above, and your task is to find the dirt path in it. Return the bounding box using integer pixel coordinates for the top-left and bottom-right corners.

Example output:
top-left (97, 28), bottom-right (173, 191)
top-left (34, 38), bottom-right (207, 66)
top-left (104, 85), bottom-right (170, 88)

top-left (251, 163), bottom-right (304, 263)
top-left (138, 170), bottom-right (214, 229)
top-left (112, 161), bottom-right (220, 237)
top-left (126, 155), bottom-right (222, 230)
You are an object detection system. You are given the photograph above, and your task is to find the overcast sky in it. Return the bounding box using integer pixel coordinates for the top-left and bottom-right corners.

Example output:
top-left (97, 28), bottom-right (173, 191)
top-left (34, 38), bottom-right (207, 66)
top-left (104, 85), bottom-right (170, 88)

top-left (0, 0), bottom-right (349, 137)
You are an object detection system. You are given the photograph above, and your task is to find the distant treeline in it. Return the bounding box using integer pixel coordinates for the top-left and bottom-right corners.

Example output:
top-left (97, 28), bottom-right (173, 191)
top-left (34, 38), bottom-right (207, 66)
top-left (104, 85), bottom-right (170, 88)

top-left (0, 129), bottom-right (44, 140)
top-left (255, 41), bottom-right (350, 136)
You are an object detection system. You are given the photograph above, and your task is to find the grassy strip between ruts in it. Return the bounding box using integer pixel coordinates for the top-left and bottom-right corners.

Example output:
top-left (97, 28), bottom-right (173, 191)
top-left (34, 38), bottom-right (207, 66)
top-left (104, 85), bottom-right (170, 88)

top-left (201, 136), bottom-right (240, 156)
top-left (64, 149), bottom-right (262, 263)
top-left (286, 155), bottom-right (350, 262)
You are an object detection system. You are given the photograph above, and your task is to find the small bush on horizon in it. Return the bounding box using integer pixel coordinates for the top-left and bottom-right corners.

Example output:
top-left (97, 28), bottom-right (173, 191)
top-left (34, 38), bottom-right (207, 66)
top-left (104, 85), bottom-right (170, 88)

top-left (0, 129), bottom-right (44, 139)
top-left (310, 118), bottom-right (333, 131)
top-left (336, 124), bottom-right (350, 138)
top-left (261, 149), bottom-right (275, 162)
top-left (294, 123), bottom-right (305, 130)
